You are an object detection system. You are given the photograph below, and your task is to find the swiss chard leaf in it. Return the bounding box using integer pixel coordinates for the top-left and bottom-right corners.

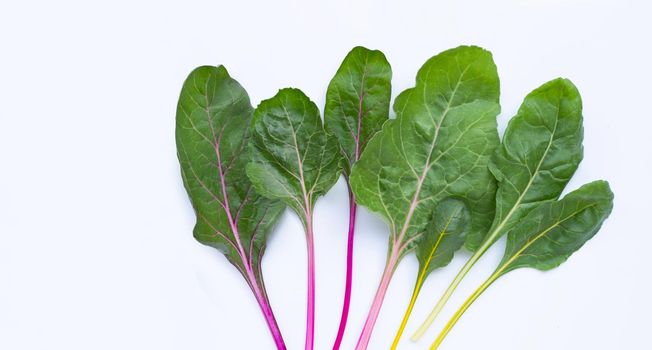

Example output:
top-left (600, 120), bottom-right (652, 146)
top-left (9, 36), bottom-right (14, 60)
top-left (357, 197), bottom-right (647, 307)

top-left (350, 45), bottom-right (500, 349)
top-left (325, 46), bottom-right (392, 176)
top-left (416, 198), bottom-right (470, 277)
top-left (323, 46), bottom-right (392, 350)
top-left (430, 180), bottom-right (613, 349)
top-left (391, 198), bottom-right (470, 348)
top-left (247, 88), bottom-right (341, 218)
top-left (469, 77), bottom-right (584, 249)
top-left (246, 88), bottom-right (342, 350)
top-left (413, 78), bottom-right (586, 340)
top-left (176, 66), bottom-right (286, 349)
top-left (350, 45), bottom-right (499, 257)
top-left (412, 78), bottom-right (583, 340)
top-left (497, 180), bottom-right (613, 274)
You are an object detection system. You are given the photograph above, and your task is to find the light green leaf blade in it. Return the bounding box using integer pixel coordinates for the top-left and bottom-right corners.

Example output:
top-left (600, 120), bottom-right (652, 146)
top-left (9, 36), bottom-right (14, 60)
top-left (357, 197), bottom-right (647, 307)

top-left (247, 88), bottom-right (342, 216)
top-left (416, 198), bottom-right (470, 276)
top-left (176, 65), bottom-right (285, 288)
top-left (350, 45), bottom-right (500, 254)
top-left (467, 78), bottom-right (584, 250)
top-left (324, 46), bottom-right (392, 175)
top-left (497, 180), bottom-right (614, 275)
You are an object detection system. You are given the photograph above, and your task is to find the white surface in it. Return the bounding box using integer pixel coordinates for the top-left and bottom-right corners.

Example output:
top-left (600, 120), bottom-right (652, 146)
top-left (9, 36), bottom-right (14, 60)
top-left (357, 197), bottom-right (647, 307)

top-left (1, 0), bottom-right (650, 349)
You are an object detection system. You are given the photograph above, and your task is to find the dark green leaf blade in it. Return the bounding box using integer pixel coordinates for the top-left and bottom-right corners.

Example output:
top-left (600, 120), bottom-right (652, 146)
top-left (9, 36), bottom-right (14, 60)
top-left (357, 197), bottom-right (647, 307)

top-left (324, 46), bottom-right (392, 175)
top-left (350, 45), bottom-right (500, 253)
top-left (497, 180), bottom-right (614, 275)
top-left (466, 78), bottom-right (584, 250)
top-left (416, 198), bottom-right (470, 275)
top-left (246, 88), bottom-right (342, 350)
top-left (175, 66), bottom-right (287, 348)
top-left (247, 88), bottom-right (342, 215)
top-left (176, 65), bottom-right (285, 273)
top-left (353, 47), bottom-right (501, 348)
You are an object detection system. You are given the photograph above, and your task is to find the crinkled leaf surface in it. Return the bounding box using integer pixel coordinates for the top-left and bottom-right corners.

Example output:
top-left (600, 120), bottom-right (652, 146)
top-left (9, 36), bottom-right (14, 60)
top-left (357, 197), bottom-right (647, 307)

top-left (350, 45), bottom-right (500, 255)
top-left (466, 78), bottom-right (584, 250)
top-left (497, 180), bottom-right (613, 275)
top-left (324, 46), bottom-right (392, 175)
top-left (176, 66), bottom-right (285, 284)
top-left (247, 88), bottom-right (341, 218)
top-left (416, 198), bottom-right (470, 276)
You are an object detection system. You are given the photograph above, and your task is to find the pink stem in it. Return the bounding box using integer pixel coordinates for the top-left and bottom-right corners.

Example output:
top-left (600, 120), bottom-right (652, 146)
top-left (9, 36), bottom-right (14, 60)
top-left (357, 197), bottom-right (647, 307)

top-left (332, 187), bottom-right (357, 350)
top-left (305, 212), bottom-right (316, 350)
top-left (248, 276), bottom-right (287, 349)
top-left (355, 246), bottom-right (401, 350)
top-left (215, 139), bottom-right (286, 349)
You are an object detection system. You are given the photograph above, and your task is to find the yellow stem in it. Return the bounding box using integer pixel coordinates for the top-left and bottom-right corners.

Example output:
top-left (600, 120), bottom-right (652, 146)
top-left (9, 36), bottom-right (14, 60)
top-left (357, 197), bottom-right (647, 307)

top-left (390, 275), bottom-right (424, 349)
top-left (429, 272), bottom-right (499, 350)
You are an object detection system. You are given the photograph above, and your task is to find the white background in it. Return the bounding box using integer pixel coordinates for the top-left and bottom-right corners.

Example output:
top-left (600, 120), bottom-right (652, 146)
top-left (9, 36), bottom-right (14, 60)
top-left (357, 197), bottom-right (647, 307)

top-left (1, 0), bottom-right (650, 349)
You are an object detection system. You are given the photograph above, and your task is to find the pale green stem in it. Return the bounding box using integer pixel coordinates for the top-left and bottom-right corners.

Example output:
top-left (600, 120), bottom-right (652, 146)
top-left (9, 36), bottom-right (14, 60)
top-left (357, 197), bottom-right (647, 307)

top-left (429, 272), bottom-right (500, 350)
top-left (411, 235), bottom-right (494, 341)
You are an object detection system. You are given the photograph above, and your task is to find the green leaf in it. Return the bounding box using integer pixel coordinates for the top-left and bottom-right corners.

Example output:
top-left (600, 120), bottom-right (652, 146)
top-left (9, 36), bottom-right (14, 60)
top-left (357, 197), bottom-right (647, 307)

top-left (324, 46), bottom-right (392, 175)
top-left (246, 87), bottom-right (342, 350)
top-left (414, 78), bottom-right (586, 340)
top-left (467, 77), bottom-right (584, 250)
top-left (429, 181), bottom-right (613, 350)
top-left (247, 88), bottom-right (342, 216)
top-left (324, 47), bottom-right (392, 349)
top-left (390, 198), bottom-right (471, 348)
top-left (351, 46), bottom-right (501, 348)
top-left (416, 198), bottom-right (470, 276)
top-left (497, 180), bottom-right (613, 275)
top-left (350, 45), bottom-right (500, 256)
top-left (176, 65), bottom-right (285, 278)
top-left (175, 66), bottom-right (287, 347)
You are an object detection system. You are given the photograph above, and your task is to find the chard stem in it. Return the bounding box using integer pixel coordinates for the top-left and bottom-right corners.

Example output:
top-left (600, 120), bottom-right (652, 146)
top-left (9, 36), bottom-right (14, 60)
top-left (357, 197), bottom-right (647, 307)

top-left (390, 276), bottom-right (423, 349)
top-left (332, 187), bottom-right (358, 350)
top-left (305, 210), bottom-right (316, 350)
top-left (429, 273), bottom-right (498, 350)
top-left (411, 236), bottom-right (492, 341)
top-left (355, 245), bottom-right (401, 350)
top-left (249, 279), bottom-right (287, 349)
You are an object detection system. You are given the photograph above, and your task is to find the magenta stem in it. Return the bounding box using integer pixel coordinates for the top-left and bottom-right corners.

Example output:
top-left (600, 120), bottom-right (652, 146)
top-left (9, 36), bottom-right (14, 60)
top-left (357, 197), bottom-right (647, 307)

top-left (304, 211), bottom-right (316, 350)
top-left (216, 141), bottom-right (286, 349)
top-left (248, 277), bottom-right (287, 349)
top-left (332, 187), bottom-right (357, 349)
top-left (355, 246), bottom-right (401, 350)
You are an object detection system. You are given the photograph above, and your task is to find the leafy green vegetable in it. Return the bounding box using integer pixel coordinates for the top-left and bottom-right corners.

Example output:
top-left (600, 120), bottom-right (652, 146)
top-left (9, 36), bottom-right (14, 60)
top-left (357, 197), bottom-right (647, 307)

top-left (430, 180), bottom-right (613, 349)
top-left (247, 88), bottom-right (342, 350)
top-left (391, 198), bottom-right (470, 348)
top-left (176, 66), bottom-right (287, 349)
top-left (175, 50), bottom-right (613, 350)
top-left (325, 46), bottom-right (392, 177)
top-left (323, 46), bottom-right (392, 350)
top-left (350, 45), bottom-right (501, 349)
top-left (413, 78), bottom-right (585, 340)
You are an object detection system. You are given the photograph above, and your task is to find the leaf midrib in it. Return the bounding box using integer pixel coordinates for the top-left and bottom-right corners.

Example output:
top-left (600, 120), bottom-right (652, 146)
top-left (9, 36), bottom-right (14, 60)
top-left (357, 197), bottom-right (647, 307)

top-left (281, 104), bottom-right (311, 214)
top-left (353, 58), bottom-right (369, 162)
top-left (419, 214), bottom-right (455, 277)
top-left (484, 106), bottom-right (561, 247)
top-left (495, 201), bottom-right (599, 277)
top-left (392, 66), bottom-right (469, 248)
